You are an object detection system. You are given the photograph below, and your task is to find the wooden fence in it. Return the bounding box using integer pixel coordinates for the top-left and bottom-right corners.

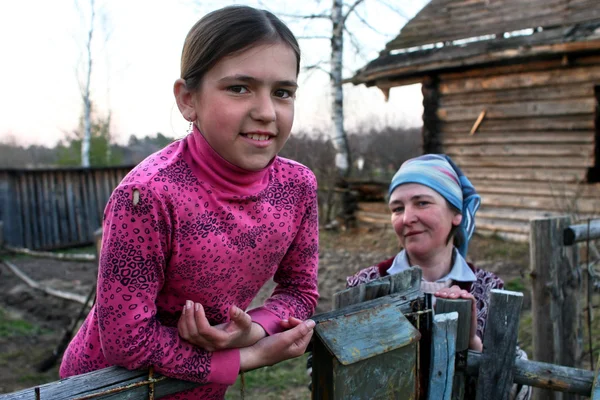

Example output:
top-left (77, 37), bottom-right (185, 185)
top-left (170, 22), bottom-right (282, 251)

top-left (2, 216), bottom-right (600, 399)
top-left (530, 216), bottom-right (600, 400)
top-left (2, 268), bottom-right (600, 399)
top-left (0, 166), bottom-right (132, 250)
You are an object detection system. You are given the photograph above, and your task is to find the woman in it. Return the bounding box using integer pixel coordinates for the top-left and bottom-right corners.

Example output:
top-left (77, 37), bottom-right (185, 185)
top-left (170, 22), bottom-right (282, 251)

top-left (344, 154), bottom-right (531, 399)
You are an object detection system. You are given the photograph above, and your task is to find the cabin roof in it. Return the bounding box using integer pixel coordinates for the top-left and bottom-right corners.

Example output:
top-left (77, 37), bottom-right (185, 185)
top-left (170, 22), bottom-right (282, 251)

top-left (351, 0), bottom-right (600, 87)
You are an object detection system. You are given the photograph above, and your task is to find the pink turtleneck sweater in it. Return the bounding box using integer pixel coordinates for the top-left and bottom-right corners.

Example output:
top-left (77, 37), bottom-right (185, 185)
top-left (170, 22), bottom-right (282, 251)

top-left (60, 130), bottom-right (319, 399)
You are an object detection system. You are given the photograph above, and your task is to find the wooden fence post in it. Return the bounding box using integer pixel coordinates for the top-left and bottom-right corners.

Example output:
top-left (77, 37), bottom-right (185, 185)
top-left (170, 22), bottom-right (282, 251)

top-left (530, 217), bottom-right (582, 400)
top-left (428, 312), bottom-right (459, 400)
top-left (476, 289), bottom-right (523, 400)
top-left (436, 298), bottom-right (471, 400)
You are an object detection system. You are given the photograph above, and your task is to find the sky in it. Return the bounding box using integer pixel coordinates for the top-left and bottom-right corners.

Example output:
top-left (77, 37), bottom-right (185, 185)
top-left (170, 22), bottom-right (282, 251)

top-left (0, 0), bottom-right (429, 147)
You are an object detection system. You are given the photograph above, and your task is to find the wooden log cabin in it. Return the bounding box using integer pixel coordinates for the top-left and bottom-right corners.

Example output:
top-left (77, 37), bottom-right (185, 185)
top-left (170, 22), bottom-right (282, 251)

top-left (350, 0), bottom-right (600, 241)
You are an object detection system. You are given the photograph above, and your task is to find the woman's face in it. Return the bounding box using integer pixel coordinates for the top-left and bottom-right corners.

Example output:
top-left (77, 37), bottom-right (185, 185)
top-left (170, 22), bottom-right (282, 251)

top-left (189, 42), bottom-right (297, 171)
top-left (389, 183), bottom-right (462, 259)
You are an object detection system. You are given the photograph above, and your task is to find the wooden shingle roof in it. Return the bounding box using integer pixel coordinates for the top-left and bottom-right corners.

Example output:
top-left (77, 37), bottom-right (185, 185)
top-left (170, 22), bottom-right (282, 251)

top-left (387, 0), bottom-right (600, 51)
top-left (352, 0), bottom-right (600, 87)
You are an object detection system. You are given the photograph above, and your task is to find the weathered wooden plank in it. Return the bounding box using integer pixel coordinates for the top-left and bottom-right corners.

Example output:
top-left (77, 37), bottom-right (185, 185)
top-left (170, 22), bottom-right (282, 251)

top-left (18, 174), bottom-right (32, 249)
top-left (476, 218), bottom-right (529, 234)
top-left (95, 169), bottom-right (108, 218)
top-left (363, 280), bottom-right (390, 301)
top-left (530, 217), bottom-right (582, 400)
top-left (440, 66), bottom-right (600, 95)
top-left (593, 355), bottom-right (600, 399)
top-left (436, 299), bottom-right (472, 400)
top-left (461, 167), bottom-right (587, 183)
top-left (333, 268), bottom-right (422, 309)
top-left (85, 170), bottom-right (100, 231)
top-left (428, 312), bottom-right (459, 400)
top-left (440, 54), bottom-right (600, 81)
top-left (28, 173), bottom-right (41, 250)
top-left (445, 143), bottom-right (593, 157)
top-left (442, 116), bottom-right (595, 133)
top-left (477, 207), bottom-right (558, 222)
top-left (435, 299), bottom-right (471, 352)
top-left (466, 351), bottom-right (595, 395)
top-left (563, 220), bottom-right (600, 245)
top-left (78, 172), bottom-right (91, 242)
top-left (65, 173), bottom-right (79, 244)
top-left (72, 171), bottom-right (85, 242)
top-left (34, 172), bottom-right (47, 249)
top-left (333, 284), bottom-right (365, 309)
top-left (361, 35), bottom-right (600, 86)
top-left (438, 99), bottom-right (596, 122)
top-left (0, 366), bottom-right (201, 400)
top-left (444, 132), bottom-right (594, 145)
top-left (55, 172), bottom-right (69, 245)
top-left (9, 173), bottom-right (24, 248)
top-left (476, 289), bottom-right (523, 400)
top-left (389, 267), bottom-right (421, 294)
top-left (472, 180), bottom-right (600, 199)
top-left (316, 303), bottom-right (421, 366)
top-left (40, 172), bottom-right (52, 248)
top-left (482, 193), bottom-right (600, 214)
top-left (440, 82), bottom-right (595, 107)
top-left (450, 155), bottom-right (593, 168)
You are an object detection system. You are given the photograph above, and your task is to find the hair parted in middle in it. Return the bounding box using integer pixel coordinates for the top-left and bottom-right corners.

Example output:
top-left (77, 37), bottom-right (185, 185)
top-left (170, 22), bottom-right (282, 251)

top-left (180, 5), bottom-right (301, 92)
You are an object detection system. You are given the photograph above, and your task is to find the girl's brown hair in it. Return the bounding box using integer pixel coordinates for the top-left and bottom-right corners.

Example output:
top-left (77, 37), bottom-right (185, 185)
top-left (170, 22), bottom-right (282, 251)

top-left (180, 5), bottom-right (301, 91)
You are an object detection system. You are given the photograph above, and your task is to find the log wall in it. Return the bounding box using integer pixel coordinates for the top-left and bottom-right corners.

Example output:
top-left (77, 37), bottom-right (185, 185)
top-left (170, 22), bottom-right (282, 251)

top-left (0, 166), bottom-right (132, 250)
top-left (437, 55), bottom-right (600, 241)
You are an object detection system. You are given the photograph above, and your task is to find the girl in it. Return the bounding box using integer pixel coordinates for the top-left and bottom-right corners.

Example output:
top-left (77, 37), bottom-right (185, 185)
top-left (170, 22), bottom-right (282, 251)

top-left (60, 5), bottom-right (318, 399)
top-left (344, 154), bottom-right (531, 399)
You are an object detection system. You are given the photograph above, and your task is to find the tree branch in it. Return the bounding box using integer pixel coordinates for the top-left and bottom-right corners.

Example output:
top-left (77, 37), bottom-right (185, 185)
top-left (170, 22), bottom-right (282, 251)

top-left (352, 9), bottom-right (386, 36)
top-left (303, 63), bottom-right (333, 79)
top-left (341, 0), bottom-right (365, 26)
top-left (278, 12), bottom-right (330, 19)
top-left (297, 35), bottom-right (331, 40)
top-left (376, 0), bottom-right (410, 21)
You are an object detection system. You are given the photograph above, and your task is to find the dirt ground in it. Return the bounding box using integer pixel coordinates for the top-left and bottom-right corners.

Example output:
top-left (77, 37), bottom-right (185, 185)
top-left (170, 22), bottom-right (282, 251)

top-left (0, 227), bottom-right (530, 395)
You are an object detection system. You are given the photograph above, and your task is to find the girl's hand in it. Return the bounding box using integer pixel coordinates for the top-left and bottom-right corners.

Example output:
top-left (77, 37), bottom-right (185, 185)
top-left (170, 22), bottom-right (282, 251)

top-left (434, 286), bottom-right (482, 352)
top-left (279, 316), bottom-right (305, 330)
top-left (177, 301), bottom-right (266, 351)
top-left (239, 319), bottom-right (315, 372)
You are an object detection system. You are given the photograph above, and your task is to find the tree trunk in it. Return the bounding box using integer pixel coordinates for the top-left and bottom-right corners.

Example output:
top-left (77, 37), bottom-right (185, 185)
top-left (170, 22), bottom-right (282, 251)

top-left (330, 0), bottom-right (351, 177)
top-left (81, 0), bottom-right (95, 168)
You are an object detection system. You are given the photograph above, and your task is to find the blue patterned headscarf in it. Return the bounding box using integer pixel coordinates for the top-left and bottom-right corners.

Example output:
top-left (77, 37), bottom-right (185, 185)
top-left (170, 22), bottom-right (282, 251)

top-left (389, 154), bottom-right (480, 257)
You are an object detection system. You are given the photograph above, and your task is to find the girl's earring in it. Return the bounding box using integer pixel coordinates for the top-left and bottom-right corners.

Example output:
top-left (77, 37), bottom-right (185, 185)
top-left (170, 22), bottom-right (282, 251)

top-left (187, 120), bottom-right (194, 134)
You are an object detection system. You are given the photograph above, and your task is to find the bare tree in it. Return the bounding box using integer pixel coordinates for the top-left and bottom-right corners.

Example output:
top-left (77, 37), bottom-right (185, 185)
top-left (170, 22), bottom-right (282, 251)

top-left (80, 0), bottom-right (95, 167)
top-left (194, 1), bottom-right (413, 177)
top-left (277, 0), bottom-right (410, 178)
top-left (75, 0), bottom-right (112, 167)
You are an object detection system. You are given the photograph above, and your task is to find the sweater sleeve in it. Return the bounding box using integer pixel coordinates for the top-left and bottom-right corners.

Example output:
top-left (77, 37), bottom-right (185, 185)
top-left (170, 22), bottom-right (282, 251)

top-left (97, 183), bottom-right (239, 385)
top-left (248, 172), bottom-right (320, 335)
top-left (471, 267), bottom-right (504, 340)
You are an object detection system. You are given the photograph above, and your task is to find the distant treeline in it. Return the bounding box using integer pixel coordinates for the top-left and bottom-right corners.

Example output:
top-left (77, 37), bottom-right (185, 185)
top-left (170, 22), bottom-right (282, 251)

top-left (0, 126), bottom-right (421, 181)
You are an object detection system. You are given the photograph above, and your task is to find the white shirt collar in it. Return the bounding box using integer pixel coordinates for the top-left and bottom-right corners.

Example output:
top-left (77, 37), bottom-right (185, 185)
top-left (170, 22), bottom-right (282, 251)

top-left (387, 248), bottom-right (476, 283)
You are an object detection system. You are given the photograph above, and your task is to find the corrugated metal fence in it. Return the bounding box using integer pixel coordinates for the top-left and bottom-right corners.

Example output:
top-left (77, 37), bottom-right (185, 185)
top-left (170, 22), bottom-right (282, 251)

top-left (0, 166), bottom-right (133, 250)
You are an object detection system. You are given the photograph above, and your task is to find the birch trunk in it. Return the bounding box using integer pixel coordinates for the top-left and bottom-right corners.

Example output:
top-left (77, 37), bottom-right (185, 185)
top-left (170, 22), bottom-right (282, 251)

top-left (81, 0), bottom-right (95, 168)
top-left (331, 0), bottom-right (351, 176)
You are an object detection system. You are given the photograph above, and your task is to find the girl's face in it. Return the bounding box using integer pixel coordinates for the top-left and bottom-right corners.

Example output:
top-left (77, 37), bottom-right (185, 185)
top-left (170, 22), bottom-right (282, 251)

top-left (389, 183), bottom-right (462, 259)
top-left (190, 42), bottom-right (297, 171)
